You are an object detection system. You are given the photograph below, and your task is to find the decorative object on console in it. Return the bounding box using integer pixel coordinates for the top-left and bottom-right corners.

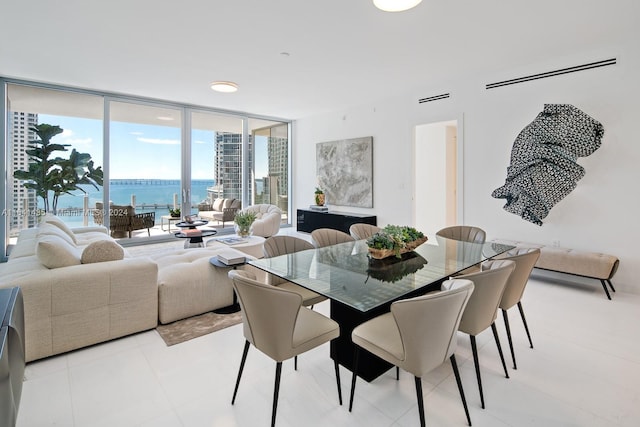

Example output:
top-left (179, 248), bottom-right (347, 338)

top-left (314, 187), bottom-right (326, 206)
top-left (316, 136), bottom-right (373, 208)
top-left (366, 225), bottom-right (427, 259)
top-left (491, 104), bottom-right (604, 225)
top-left (233, 210), bottom-right (257, 237)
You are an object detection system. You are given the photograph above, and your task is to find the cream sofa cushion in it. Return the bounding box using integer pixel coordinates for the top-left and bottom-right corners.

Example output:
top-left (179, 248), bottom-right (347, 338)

top-left (37, 222), bottom-right (76, 246)
top-left (36, 234), bottom-right (81, 268)
top-left (41, 214), bottom-right (78, 244)
top-left (81, 240), bottom-right (125, 264)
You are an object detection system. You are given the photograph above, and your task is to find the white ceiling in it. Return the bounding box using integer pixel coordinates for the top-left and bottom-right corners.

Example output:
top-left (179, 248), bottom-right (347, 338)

top-left (1, 1), bottom-right (635, 120)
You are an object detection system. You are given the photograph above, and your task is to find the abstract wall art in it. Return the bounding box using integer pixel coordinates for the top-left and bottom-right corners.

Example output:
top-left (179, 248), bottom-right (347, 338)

top-left (316, 136), bottom-right (373, 208)
top-left (492, 104), bottom-right (604, 226)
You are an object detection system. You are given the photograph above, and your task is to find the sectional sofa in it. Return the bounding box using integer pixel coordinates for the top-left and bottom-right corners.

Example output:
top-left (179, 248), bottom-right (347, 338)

top-left (0, 214), bottom-right (244, 362)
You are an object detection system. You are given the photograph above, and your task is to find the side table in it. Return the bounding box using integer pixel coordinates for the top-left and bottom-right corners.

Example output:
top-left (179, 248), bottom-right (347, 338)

top-left (209, 255), bottom-right (245, 314)
top-left (161, 215), bottom-right (182, 232)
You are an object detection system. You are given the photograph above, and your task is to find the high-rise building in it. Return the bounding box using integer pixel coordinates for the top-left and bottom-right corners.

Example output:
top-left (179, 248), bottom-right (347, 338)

top-left (266, 125), bottom-right (288, 211)
top-left (212, 132), bottom-right (253, 201)
top-left (8, 111), bottom-right (38, 232)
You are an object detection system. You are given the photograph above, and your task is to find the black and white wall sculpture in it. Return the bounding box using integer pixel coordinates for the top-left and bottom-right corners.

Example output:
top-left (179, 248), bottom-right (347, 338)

top-left (492, 104), bottom-right (604, 226)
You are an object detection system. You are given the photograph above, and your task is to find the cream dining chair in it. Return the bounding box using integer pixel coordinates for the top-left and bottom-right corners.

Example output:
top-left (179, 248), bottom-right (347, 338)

top-left (456, 259), bottom-right (515, 409)
top-left (262, 235), bottom-right (327, 308)
top-left (348, 223), bottom-right (381, 240)
top-left (436, 225), bottom-right (487, 244)
top-left (228, 269), bottom-right (342, 427)
top-left (349, 279), bottom-right (475, 427)
top-left (310, 228), bottom-right (355, 248)
top-left (496, 247), bottom-right (541, 369)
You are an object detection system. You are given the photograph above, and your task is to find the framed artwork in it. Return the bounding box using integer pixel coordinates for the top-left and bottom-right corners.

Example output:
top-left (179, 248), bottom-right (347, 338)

top-left (316, 136), bottom-right (373, 208)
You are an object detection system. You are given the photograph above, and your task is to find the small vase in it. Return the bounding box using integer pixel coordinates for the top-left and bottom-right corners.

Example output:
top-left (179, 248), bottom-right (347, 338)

top-left (235, 223), bottom-right (253, 238)
top-left (315, 193), bottom-right (325, 206)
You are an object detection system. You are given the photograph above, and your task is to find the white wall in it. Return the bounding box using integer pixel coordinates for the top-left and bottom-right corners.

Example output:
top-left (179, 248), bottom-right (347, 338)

top-left (294, 38), bottom-right (640, 294)
top-left (414, 122), bottom-right (449, 236)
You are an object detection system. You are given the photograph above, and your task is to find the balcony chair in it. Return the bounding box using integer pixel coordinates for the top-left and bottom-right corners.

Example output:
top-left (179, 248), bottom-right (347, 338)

top-left (94, 202), bottom-right (155, 238)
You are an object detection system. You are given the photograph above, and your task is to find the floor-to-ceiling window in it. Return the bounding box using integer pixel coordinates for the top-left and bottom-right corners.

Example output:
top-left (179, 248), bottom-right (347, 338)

top-left (249, 120), bottom-right (289, 222)
top-left (190, 110), bottom-right (244, 219)
top-left (5, 84), bottom-right (104, 237)
top-left (1, 78), bottom-right (292, 254)
top-left (106, 101), bottom-right (183, 235)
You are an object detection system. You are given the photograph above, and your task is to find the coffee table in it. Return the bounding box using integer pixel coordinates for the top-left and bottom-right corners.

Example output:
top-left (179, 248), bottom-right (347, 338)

top-left (174, 220), bottom-right (216, 248)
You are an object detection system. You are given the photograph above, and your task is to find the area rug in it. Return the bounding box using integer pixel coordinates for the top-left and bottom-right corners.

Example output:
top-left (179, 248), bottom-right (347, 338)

top-left (156, 311), bottom-right (242, 346)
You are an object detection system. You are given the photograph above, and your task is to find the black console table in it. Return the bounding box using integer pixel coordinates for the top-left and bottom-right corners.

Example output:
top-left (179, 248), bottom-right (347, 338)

top-left (296, 209), bottom-right (377, 234)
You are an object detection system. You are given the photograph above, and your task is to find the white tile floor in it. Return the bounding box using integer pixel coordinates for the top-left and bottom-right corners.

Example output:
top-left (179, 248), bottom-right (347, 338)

top-left (17, 254), bottom-right (640, 426)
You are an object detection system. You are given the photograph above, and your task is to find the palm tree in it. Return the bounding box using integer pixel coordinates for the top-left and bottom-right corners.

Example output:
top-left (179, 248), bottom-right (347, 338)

top-left (13, 123), bottom-right (103, 214)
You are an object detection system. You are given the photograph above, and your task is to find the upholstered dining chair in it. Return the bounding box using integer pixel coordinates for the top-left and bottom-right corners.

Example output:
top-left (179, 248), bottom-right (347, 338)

top-left (436, 225), bottom-right (487, 244)
top-left (263, 235), bottom-right (327, 307)
top-left (348, 223), bottom-right (381, 240)
top-left (456, 259), bottom-right (515, 409)
top-left (228, 270), bottom-right (342, 427)
top-left (496, 247), bottom-right (541, 369)
top-left (349, 279), bottom-right (475, 427)
top-left (310, 228), bottom-right (355, 248)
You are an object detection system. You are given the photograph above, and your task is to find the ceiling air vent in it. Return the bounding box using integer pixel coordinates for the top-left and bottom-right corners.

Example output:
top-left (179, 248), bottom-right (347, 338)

top-left (486, 58), bottom-right (617, 90)
top-left (418, 93), bottom-right (450, 104)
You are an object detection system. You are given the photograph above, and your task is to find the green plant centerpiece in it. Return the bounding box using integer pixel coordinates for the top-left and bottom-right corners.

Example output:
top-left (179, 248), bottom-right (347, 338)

top-left (234, 210), bottom-right (257, 237)
top-left (314, 187), bottom-right (325, 206)
top-left (13, 123), bottom-right (103, 214)
top-left (169, 208), bottom-right (181, 218)
top-left (366, 225), bottom-right (428, 259)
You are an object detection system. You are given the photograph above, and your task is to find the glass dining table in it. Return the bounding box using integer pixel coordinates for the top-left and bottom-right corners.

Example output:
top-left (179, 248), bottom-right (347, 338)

top-left (249, 237), bottom-right (514, 381)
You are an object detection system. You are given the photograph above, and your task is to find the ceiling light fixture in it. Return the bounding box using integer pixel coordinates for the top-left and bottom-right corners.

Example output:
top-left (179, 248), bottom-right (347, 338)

top-left (210, 81), bottom-right (239, 93)
top-left (373, 0), bottom-right (422, 12)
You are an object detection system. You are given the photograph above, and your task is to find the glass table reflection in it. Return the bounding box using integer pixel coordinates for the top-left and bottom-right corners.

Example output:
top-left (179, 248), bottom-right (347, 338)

top-left (249, 237), bottom-right (514, 381)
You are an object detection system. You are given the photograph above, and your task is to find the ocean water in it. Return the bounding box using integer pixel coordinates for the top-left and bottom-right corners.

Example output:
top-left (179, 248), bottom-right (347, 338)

top-left (54, 179), bottom-right (215, 227)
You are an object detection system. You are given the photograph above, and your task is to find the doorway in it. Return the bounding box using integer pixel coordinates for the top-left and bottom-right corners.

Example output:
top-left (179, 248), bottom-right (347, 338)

top-left (413, 120), bottom-right (459, 236)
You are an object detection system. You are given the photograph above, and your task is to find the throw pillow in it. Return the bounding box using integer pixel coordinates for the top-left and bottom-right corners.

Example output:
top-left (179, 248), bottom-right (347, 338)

top-left (81, 240), bottom-right (125, 264)
top-left (212, 198), bottom-right (224, 211)
top-left (36, 234), bottom-right (81, 269)
top-left (41, 215), bottom-right (78, 244)
top-left (37, 223), bottom-right (76, 247)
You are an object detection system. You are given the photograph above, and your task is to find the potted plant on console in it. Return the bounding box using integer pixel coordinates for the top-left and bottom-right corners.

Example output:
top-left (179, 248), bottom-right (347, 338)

top-left (234, 210), bottom-right (257, 238)
top-left (169, 207), bottom-right (181, 218)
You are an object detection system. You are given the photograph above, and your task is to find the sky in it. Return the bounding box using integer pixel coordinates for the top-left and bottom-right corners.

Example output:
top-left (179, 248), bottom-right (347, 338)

top-left (38, 114), bottom-right (269, 180)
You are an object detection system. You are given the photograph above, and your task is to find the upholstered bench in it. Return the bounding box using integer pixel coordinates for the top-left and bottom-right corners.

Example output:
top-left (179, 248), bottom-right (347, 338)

top-left (150, 247), bottom-right (252, 324)
top-left (493, 239), bottom-right (619, 300)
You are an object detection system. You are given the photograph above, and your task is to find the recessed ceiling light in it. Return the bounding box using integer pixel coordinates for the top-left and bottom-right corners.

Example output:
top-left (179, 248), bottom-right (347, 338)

top-left (373, 0), bottom-right (422, 12)
top-left (157, 116), bottom-right (174, 121)
top-left (210, 81), bottom-right (239, 93)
